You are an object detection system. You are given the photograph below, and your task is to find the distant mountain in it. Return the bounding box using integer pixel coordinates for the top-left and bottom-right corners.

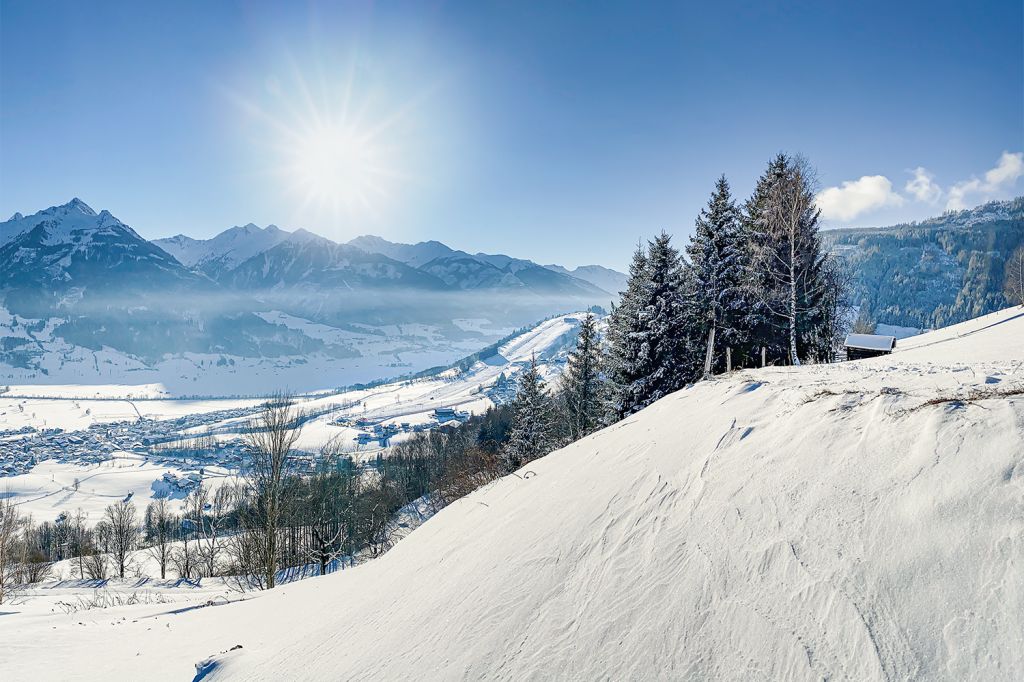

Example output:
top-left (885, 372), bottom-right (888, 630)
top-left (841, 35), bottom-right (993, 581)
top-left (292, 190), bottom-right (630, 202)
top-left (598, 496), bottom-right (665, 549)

top-left (0, 198), bottom-right (209, 318)
top-left (824, 197), bottom-right (1024, 329)
top-left (418, 254), bottom-right (521, 290)
top-left (347, 235), bottom-right (616, 297)
top-left (544, 264), bottom-right (628, 297)
top-left (0, 199), bottom-right (619, 367)
top-left (347, 235), bottom-right (457, 268)
top-left (153, 228), bottom-right (620, 299)
top-left (226, 237), bottom-right (449, 292)
top-left (154, 223), bottom-right (289, 278)
top-left (0, 200), bottom-right (344, 362)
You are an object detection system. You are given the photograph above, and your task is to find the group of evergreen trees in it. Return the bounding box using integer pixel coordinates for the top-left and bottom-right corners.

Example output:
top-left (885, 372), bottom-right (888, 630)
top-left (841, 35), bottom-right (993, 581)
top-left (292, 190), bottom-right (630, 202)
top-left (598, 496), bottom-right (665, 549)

top-left (503, 153), bottom-right (849, 465)
top-left (603, 153), bottom-right (848, 418)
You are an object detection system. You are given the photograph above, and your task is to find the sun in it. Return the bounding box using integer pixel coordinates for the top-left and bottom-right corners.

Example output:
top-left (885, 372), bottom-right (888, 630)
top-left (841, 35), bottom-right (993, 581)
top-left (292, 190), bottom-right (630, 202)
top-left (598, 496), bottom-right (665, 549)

top-left (285, 123), bottom-right (390, 212)
top-left (227, 48), bottom-right (431, 229)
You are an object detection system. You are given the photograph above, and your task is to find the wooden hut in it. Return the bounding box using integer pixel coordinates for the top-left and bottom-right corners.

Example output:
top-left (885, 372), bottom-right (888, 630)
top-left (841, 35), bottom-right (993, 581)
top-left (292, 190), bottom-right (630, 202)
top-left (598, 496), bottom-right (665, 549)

top-left (843, 333), bottom-right (897, 360)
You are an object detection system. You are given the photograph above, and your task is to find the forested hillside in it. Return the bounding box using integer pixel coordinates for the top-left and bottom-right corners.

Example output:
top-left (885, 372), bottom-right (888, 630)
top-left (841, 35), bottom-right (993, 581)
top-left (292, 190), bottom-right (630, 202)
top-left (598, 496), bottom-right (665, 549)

top-left (824, 198), bottom-right (1024, 329)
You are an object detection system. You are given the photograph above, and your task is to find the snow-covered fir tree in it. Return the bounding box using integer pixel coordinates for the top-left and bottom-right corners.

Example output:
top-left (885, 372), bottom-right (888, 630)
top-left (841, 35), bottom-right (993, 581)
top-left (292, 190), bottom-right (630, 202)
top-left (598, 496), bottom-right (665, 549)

top-left (603, 244), bottom-right (650, 421)
top-left (503, 354), bottom-right (556, 470)
top-left (560, 313), bottom-right (604, 441)
top-left (742, 154), bottom-right (790, 364)
top-left (687, 175), bottom-right (750, 375)
top-left (606, 233), bottom-right (692, 420)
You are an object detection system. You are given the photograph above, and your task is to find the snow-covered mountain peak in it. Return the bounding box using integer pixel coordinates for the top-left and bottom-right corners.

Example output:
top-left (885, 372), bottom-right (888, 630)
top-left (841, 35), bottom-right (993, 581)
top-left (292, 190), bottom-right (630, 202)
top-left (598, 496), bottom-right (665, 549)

top-left (347, 234), bottom-right (457, 267)
top-left (154, 222), bottom-right (293, 272)
top-left (0, 198), bottom-right (137, 247)
top-left (53, 197), bottom-right (97, 216)
top-left (544, 263), bottom-right (628, 296)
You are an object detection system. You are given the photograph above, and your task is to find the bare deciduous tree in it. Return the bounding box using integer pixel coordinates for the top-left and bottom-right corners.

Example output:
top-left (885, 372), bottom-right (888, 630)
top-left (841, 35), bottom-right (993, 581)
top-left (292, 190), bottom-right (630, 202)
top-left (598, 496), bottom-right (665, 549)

top-left (83, 549), bottom-right (109, 581)
top-left (18, 515), bottom-right (52, 584)
top-left (145, 497), bottom-right (174, 579)
top-left (0, 497), bottom-right (25, 604)
top-left (238, 397), bottom-right (304, 589)
top-left (197, 482), bottom-right (234, 578)
top-left (85, 521), bottom-right (112, 580)
top-left (68, 509), bottom-right (89, 579)
top-left (104, 499), bottom-right (139, 579)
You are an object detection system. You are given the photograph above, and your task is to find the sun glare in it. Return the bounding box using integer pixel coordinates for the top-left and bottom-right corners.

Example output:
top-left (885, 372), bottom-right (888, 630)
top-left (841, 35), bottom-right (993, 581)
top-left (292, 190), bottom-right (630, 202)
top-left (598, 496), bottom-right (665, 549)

top-left (287, 124), bottom-right (387, 211)
top-left (229, 52), bottom-right (424, 228)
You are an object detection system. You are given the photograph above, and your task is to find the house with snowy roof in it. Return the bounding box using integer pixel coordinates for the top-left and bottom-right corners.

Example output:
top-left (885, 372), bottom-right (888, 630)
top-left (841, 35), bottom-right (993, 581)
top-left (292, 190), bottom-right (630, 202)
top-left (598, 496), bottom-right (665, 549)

top-left (843, 333), bottom-right (897, 360)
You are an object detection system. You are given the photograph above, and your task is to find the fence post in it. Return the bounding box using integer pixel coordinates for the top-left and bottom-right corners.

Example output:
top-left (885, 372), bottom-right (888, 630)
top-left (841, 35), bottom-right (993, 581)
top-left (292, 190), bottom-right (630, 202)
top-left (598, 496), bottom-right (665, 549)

top-left (726, 347), bottom-right (732, 372)
top-left (761, 346), bottom-right (766, 368)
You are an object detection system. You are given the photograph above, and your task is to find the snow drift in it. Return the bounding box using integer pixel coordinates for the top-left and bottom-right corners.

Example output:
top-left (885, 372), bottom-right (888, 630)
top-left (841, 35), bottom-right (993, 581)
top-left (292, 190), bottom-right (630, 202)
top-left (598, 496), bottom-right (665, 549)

top-left (3, 309), bottom-right (1022, 680)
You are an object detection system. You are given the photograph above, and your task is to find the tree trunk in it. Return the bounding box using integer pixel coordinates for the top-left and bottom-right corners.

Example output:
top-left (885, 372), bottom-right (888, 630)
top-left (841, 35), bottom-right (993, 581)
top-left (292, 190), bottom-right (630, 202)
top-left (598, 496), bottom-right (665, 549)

top-left (703, 325), bottom-right (716, 378)
top-left (789, 242), bottom-right (800, 366)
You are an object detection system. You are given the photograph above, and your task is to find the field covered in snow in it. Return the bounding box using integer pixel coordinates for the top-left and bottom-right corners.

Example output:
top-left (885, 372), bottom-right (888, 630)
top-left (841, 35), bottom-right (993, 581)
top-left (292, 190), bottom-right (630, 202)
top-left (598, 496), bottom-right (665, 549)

top-left (0, 304), bottom-right (511, 395)
top-left (1, 308), bottom-right (1020, 680)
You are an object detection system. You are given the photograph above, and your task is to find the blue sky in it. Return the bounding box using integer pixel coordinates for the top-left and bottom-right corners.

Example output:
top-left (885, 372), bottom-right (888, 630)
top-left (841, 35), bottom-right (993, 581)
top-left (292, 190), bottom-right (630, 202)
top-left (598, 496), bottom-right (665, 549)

top-left (1, 0), bottom-right (1021, 270)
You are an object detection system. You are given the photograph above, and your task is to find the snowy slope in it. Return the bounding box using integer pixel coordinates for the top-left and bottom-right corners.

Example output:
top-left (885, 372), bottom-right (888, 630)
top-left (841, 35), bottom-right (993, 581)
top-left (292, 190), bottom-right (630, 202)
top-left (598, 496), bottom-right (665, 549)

top-left (2, 309), bottom-right (1022, 680)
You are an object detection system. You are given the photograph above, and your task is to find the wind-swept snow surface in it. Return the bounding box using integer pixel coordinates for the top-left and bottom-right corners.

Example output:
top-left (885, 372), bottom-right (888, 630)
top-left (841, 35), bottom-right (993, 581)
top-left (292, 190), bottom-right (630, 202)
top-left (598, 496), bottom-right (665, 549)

top-left (3, 309), bottom-right (1023, 681)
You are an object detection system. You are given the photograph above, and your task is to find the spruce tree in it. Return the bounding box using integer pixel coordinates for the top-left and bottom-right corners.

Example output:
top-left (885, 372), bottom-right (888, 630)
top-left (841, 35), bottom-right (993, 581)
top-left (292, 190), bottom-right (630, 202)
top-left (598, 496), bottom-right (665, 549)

top-left (606, 232), bottom-right (690, 420)
top-left (687, 175), bottom-right (749, 375)
top-left (603, 244), bottom-right (649, 421)
top-left (742, 154), bottom-right (791, 364)
top-left (503, 354), bottom-right (556, 470)
top-left (560, 313), bottom-right (603, 441)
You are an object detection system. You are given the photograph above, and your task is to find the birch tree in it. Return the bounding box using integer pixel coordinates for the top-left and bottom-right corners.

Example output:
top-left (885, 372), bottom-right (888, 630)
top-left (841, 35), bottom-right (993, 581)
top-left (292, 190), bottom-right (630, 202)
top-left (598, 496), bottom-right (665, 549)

top-left (745, 154), bottom-right (829, 365)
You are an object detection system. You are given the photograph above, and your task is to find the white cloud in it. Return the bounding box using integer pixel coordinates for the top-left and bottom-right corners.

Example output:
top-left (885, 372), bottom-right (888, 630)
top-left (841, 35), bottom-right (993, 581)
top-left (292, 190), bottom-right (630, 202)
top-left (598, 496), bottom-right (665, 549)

top-left (946, 151), bottom-right (1023, 210)
top-left (816, 175), bottom-right (904, 222)
top-left (904, 167), bottom-right (942, 203)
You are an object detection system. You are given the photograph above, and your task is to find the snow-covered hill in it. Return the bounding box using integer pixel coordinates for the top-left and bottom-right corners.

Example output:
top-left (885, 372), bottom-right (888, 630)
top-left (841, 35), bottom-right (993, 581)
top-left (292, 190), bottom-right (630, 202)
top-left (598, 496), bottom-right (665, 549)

top-left (3, 308), bottom-right (1021, 680)
top-left (824, 196), bottom-right (1023, 330)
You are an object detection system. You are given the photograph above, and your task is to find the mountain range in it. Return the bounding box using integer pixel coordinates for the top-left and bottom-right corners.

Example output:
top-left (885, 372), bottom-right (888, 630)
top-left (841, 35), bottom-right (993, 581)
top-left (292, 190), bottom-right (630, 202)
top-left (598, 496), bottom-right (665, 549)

top-left (0, 199), bottom-right (619, 372)
top-left (155, 226), bottom-right (617, 297)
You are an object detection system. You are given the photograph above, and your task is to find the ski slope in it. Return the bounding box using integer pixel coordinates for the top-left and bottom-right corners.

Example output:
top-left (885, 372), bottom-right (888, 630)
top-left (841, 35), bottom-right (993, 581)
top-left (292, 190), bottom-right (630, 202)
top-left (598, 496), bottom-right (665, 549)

top-left (1, 309), bottom-right (1021, 680)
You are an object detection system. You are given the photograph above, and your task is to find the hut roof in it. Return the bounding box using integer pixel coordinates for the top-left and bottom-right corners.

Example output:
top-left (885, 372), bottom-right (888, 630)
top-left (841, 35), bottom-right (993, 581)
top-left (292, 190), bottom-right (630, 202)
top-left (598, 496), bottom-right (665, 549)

top-left (844, 334), bottom-right (897, 351)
